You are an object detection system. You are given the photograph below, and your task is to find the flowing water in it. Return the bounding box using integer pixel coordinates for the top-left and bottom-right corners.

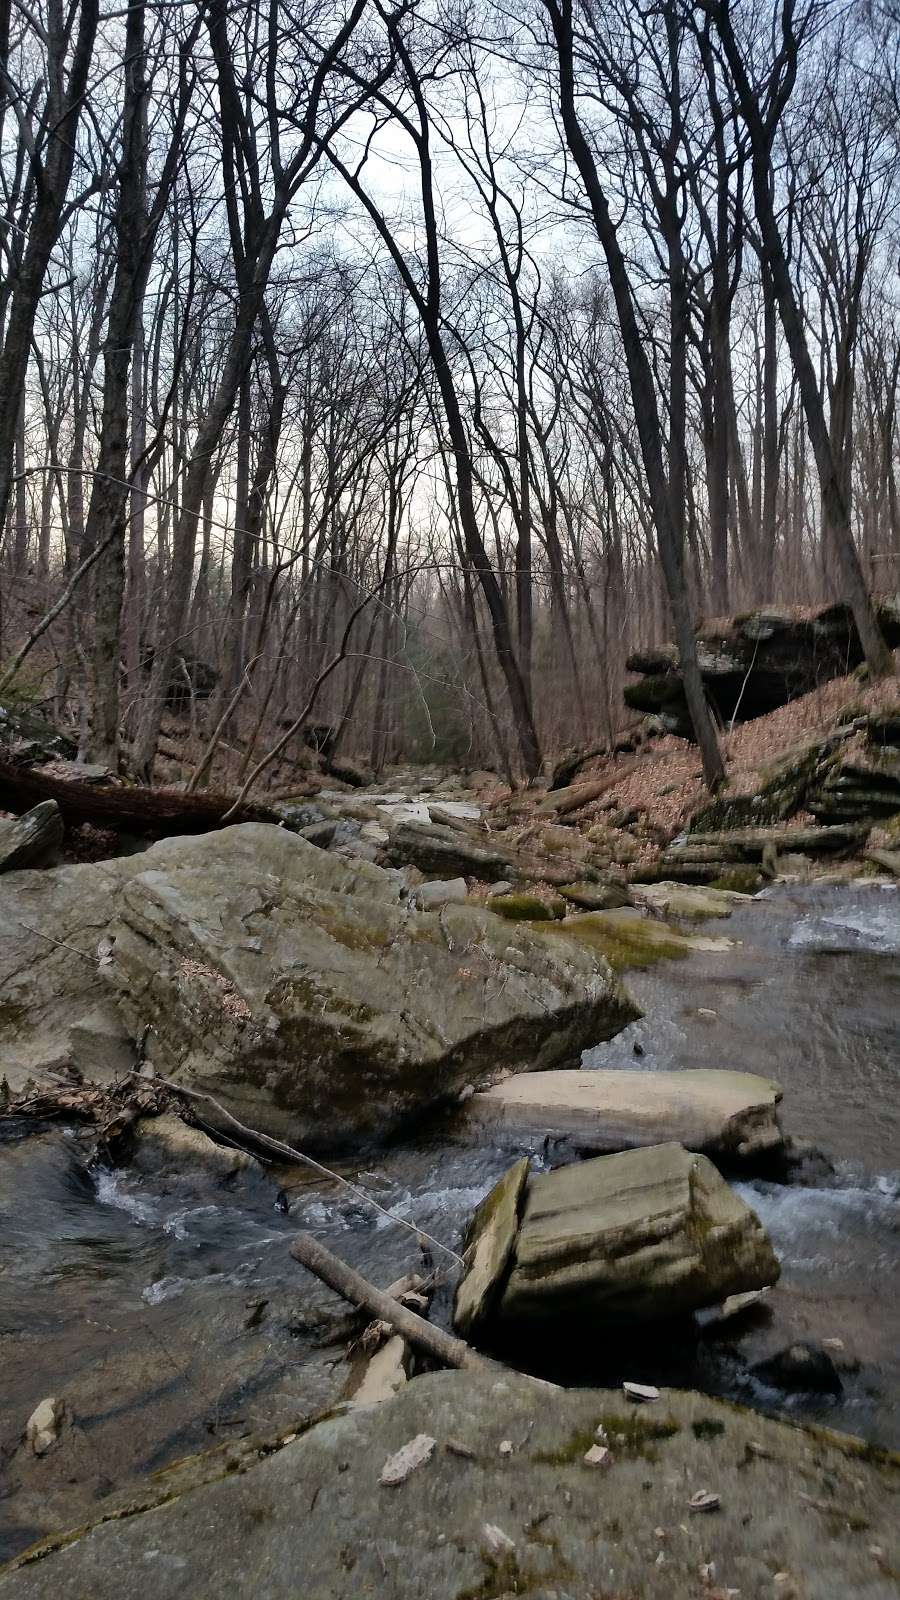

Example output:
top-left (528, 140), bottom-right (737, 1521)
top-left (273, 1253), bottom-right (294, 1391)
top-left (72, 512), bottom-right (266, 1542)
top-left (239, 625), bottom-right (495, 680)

top-left (1, 880), bottom-right (898, 1560)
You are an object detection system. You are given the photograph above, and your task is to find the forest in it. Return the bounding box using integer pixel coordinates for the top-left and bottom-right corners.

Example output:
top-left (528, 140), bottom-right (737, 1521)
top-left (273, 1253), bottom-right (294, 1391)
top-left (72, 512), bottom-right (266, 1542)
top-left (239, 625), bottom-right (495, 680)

top-left (1, 0), bottom-right (899, 796)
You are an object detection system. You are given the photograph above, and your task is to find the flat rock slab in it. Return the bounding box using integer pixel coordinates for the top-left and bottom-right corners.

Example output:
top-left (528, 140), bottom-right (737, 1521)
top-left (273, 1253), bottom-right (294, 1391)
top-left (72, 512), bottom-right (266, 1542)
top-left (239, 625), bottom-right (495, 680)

top-left (461, 1066), bottom-right (784, 1162)
top-left (104, 824), bottom-right (639, 1147)
top-left (464, 1142), bottom-right (779, 1331)
top-left (5, 1368), bottom-right (897, 1599)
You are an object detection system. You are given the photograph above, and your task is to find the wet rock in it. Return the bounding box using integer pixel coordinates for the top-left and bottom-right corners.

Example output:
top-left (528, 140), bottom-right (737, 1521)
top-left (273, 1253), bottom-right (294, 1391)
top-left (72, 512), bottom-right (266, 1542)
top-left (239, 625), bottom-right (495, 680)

top-left (7, 1368), bottom-right (896, 1600)
top-left (752, 1341), bottom-right (844, 1395)
top-left (454, 1143), bottom-right (779, 1336)
top-left (536, 908), bottom-right (733, 969)
top-left (129, 1114), bottom-right (261, 1185)
top-left (103, 825), bottom-right (639, 1148)
top-left (459, 1067), bottom-right (785, 1163)
top-left (347, 1335), bottom-right (411, 1407)
top-left (25, 1397), bottom-right (66, 1456)
top-left (0, 800), bottom-right (63, 872)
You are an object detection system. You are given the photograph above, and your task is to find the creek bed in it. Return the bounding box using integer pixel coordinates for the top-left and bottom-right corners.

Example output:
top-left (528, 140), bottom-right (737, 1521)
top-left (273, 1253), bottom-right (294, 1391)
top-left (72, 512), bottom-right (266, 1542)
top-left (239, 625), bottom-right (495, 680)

top-left (1, 880), bottom-right (897, 1561)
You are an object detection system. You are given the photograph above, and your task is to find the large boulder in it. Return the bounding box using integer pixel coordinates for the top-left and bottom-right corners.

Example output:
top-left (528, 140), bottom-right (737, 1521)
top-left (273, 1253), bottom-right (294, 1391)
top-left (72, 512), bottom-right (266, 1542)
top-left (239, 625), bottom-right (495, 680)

top-left (460, 1067), bottom-right (785, 1163)
top-left (103, 825), bottom-right (639, 1147)
top-left (454, 1143), bottom-right (779, 1336)
top-left (5, 1367), bottom-right (898, 1600)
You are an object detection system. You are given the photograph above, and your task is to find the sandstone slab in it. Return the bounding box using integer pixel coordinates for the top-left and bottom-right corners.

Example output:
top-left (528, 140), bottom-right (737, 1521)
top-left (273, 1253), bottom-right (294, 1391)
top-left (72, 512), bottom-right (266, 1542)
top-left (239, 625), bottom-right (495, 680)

top-left (461, 1066), bottom-right (784, 1162)
top-left (455, 1143), bottom-right (779, 1335)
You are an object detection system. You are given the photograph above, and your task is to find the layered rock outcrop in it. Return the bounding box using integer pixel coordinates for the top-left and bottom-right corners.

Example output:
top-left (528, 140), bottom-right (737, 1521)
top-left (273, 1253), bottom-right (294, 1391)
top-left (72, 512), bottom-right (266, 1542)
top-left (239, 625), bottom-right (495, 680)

top-left (625, 599), bottom-right (900, 736)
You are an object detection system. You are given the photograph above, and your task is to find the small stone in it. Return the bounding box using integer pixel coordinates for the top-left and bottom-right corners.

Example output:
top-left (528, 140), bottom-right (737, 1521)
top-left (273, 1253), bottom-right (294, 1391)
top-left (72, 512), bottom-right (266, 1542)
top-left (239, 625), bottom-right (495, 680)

top-left (499, 1439), bottom-right (514, 1457)
top-left (379, 1433), bottom-right (436, 1486)
top-left (446, 1438), bottom-right (476, 1460)
top-left (623, 1381), bottom-right (660, 1403)
top-left (594, 1424), bottom-right (608, 1443)
top-left (700, 1562), bottom-right (717, 1583)
top-left (583, 1444), bottom-right (611, 1468)
top-left (869, 1546), bottom-right (885, 1559)
top-left (688, 1489), bottom-right (721, 1513)
top-left (25, 1396), bottom-right (65, 1456)
top-left (655, 1551), bottom-right (666, 1566)
top-left (482, 1523), bottom-right (516, 1559)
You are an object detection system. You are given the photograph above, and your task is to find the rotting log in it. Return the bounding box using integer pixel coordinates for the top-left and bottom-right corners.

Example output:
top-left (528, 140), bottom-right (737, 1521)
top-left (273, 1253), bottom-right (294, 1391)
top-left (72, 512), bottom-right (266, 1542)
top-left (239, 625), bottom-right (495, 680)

top-left (0, 756), bottom-right (279, 834)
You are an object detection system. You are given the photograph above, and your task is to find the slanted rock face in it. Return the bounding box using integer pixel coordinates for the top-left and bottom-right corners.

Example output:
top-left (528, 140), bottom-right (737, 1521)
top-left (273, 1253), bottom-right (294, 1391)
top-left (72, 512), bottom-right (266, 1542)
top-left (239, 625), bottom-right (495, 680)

top-left (104, 825), bottom-right (639, 1148)
top-left (8, 1368), bottom-right (897, 1600)
top-left (455, 1143), bottom-right (779, 1336)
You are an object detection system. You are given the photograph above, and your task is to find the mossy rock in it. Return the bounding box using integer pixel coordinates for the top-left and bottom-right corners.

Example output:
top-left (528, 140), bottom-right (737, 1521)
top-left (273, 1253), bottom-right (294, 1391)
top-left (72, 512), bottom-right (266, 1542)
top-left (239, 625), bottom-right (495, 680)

top-left (710, 867), bottom-right (763, 893)
top-left (489, 893), bottom-right (566, 922)
top-left (537, 910), bottom-right (706, 970)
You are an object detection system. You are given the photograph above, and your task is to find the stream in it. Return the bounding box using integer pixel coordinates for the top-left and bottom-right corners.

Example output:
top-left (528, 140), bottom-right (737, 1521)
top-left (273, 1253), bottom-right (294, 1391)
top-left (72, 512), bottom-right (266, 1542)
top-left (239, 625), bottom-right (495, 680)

top-left (1, 878), bottom-right (898, 1561)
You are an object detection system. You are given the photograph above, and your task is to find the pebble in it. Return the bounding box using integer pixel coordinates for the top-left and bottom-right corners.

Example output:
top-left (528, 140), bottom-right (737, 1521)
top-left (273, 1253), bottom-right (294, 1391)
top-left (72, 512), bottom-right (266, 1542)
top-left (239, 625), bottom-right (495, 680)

top-left (482, 1523), bottom-right (516, 1558)
top-left (25, 1397), bottom-right (65, 1456)
top-left (379, 1433), bottom-right (436, 1487)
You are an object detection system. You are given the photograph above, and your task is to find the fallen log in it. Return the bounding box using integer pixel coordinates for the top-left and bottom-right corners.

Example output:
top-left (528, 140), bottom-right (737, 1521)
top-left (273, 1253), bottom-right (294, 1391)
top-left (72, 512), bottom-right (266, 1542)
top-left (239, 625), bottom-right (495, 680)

top-left (290, 1233), bottom-right (486, 1372)
top-left (535, 762), bottom-right (641, 817)
top-left (0, 756), bottom-right (278, 834)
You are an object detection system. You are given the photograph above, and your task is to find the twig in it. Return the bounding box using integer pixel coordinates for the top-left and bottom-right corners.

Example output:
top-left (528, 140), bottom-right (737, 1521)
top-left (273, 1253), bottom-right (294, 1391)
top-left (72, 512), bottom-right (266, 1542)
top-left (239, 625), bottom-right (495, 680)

top-left (17, 920), bottom-right (99, 961)
top-left (129, 1070), bottom-right (463, 1266)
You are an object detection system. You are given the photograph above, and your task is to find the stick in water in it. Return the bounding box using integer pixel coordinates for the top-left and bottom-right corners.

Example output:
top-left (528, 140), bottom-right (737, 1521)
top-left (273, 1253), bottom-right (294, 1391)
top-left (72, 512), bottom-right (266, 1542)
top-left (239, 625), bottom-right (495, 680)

top-left (289, 1232), bottom-right (484, 1371)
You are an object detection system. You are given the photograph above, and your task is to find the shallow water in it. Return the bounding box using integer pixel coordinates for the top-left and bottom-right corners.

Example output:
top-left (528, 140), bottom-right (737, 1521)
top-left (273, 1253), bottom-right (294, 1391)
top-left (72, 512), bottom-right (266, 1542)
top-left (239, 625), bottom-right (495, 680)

top-left (1, 880), bottom-right (898, 1560)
